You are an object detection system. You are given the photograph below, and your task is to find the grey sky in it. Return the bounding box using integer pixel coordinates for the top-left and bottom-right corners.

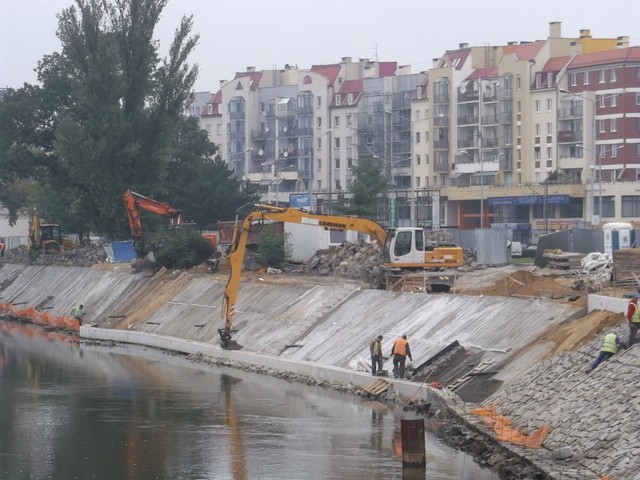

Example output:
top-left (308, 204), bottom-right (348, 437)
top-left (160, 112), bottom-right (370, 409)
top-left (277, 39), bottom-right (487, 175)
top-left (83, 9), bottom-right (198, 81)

top-left (1, 0), bottom-right (639, 92)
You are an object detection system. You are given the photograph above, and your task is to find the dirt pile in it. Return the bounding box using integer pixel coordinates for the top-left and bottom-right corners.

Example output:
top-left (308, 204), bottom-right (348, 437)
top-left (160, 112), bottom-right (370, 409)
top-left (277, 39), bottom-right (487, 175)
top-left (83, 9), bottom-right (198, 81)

top-left (464, 269), bottom-right (579, 300)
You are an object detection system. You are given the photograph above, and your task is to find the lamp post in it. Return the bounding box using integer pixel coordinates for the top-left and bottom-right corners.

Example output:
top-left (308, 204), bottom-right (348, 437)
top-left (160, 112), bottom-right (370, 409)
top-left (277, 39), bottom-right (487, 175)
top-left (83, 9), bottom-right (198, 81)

top-left (457, 150), bottom-right (503, 229)
top-left (384, 110), bottom-right (443, 226)
top-left (326, 129), bottom-right (333, 214)
top-left (560, 89), bottom-right (596, 224)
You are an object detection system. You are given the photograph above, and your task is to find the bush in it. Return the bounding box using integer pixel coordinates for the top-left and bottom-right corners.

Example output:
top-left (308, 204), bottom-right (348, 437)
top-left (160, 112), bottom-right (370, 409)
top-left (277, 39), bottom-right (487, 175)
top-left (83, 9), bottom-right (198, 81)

top-left (257, 225), bottom-right (289, 269)
top-left (152, 228), bottom-right (214, 270)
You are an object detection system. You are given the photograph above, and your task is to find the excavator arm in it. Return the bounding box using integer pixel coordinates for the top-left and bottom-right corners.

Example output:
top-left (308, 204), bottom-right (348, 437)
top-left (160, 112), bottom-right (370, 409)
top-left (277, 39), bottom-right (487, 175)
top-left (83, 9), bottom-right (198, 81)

top-left (218, 204), bottom-right (387, 349)
top-left (123, 190), bottom-right (185, 253)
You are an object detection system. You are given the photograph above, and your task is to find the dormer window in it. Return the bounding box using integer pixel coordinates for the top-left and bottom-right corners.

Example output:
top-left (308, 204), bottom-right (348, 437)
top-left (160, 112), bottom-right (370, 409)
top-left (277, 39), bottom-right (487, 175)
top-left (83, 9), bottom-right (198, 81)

top-left (335, 94), bottom-right (341, 106)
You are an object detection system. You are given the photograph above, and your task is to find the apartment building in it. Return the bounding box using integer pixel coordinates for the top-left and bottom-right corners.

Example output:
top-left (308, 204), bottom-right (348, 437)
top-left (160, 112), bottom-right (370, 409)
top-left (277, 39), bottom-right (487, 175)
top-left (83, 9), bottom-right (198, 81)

top-left (189, 22), bottom-right (636, 242)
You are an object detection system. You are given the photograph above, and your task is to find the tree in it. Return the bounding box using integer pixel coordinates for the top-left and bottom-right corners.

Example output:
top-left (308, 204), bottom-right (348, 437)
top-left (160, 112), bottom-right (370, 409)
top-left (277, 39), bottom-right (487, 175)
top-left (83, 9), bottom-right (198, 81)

top-left (163, 118), bottom-right (260, 230)
top-left (337, 156), bottom-right (389, 217)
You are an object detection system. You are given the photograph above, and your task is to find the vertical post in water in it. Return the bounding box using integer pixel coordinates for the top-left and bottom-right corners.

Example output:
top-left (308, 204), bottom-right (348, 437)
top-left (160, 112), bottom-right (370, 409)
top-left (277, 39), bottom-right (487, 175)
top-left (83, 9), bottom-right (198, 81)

top-left (401, 418), bottom-right (425, 472)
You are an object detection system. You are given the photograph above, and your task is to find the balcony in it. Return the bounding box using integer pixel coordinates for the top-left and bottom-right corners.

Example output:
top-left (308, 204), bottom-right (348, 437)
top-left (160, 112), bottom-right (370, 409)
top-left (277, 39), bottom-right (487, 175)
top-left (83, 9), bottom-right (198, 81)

top-left (433, 94), bottom-right (450, 104)
top-left (230, 111), bottom-right (245, 120)
top-left (434, 139), bottom-right (450, 149)
top-left (558, 131), bottom-right (583, 143)
top-left (434, 161), bottom-right (450, 173)
top-left (458, 138), bottom-right (476, 149)
top-left (457, 91), bottom-right (479, 102)
top-left (482, 137), bottom-right (499, 148)
top-left (457, 115), bottom-right (479, 126)
top-left (558, 107), bottom-right (583, 119)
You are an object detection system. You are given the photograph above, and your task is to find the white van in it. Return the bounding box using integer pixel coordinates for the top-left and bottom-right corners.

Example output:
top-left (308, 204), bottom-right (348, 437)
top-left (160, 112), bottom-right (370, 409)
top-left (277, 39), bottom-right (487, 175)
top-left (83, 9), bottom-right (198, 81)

top-left (510, 241), bottom-right (523, 257)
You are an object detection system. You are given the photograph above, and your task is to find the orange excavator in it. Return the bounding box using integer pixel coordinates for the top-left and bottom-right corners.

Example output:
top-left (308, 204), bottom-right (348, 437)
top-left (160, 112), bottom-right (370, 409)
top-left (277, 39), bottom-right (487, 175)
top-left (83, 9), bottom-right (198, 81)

top-left (218, 204), bottom-right (464, 349)
top-left (123, 190), bottom-right (218, 261)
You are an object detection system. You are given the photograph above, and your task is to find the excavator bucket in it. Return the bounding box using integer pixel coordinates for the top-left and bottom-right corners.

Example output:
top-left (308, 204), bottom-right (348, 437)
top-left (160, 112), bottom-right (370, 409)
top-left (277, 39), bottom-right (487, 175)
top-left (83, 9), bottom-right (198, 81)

top-left (218, 328), bottom-right (243, 350)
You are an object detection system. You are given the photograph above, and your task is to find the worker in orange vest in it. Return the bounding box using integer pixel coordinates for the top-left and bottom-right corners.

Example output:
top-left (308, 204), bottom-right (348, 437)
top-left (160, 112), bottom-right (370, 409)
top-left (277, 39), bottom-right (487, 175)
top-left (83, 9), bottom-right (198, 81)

top-left (391, 335), bottom-right (412, 379)
top-left (0, 240), bottom-right (5, 257)
top-left (626, 293), bottom-right (640, 347)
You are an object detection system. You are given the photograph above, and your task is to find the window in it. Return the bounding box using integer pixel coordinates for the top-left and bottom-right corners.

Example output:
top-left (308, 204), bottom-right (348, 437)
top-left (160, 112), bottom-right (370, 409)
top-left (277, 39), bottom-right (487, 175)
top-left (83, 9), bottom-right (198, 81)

top-left (594, 196), bottom-right (615, 217)
top-left (317, 117), bottom-right (322, 128)
top-left (535, 124), bottom-right (540, 136)
top-left (637, 93), bottom-right (640, 105)
top-left (547, 98), bottom-right (552, 112)
top-left (216, 124), bottom-right (222, 135)
top-left (346, 114), bottom-right (353, 127)
top-left (570, 73), bottom-right (577, 86)
top-left (317, 96), bottom-right (322, 107)
top-left (636, 118), bottom-right (640, 132)
top-left (597, 119), bottom-right (605, 133)
top-left (517, 101), bottom-right (521, 114)
top-left (611, 118), bottom-right (618, 132)
top-left (622, 196), bottom-right (640, 217)
top-left (535, 73), bottom-right (542, 89)
top-left (394, 231), bottom-right (413, 256)
top-left (317, 138), bottom-right (322, 149)
top-left (610, 68), bottom-right (617, 82)
top-left (583, 71), bottom-right (590, 85)
top-left (610, 145), bottom-right (618, 157)
top-left (207, 104), bottom-right (213, 115)
top-left (559, 198), bottom-right (583, 218)
top-left (334, 94), bottom-right (341, 106)
top-left (597, 95), bottom-right (605, 108)
top-left (637, 143), bottom-right (640, 156)
top-left (547, 122), bottom-right (553, 135)
top-left (334, 116), bottom-right (340, 127)
top-left (611, 95), bottom-right (617, 107)
top-left (335, 158), bottom-right (340, 169)
top-left (598, 69), bottom-right (605, 83)
top-left (415, 132), bottom-right (421, 143)
top-left (416, 154), bottom-right (421, 166)
top-left (425, 154), bottom-right (430, 165)
top-left (516, 74), bottom-right (522, 90)
top-left (535, 100), bottom-right (540, 112)
top-left (547, 72), bottom-right (553, 87)
top-left (637, 67), bottom-right (640, 80)
top-left (317, 158), bottom-right (322, 170)
top-left (334, 137), bottom-right (340, 148)
top-left (534, 147), bottom-right (541, 160)
top-left (547, 147), bottom-right (552, 159)
top-left (347, 93), bottom-right (353, 104)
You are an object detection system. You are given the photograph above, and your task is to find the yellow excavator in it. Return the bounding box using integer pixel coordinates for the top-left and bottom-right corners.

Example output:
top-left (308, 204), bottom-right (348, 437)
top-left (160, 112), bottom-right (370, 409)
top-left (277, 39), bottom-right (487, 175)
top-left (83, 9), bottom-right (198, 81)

top-left (218, 204), bottom-right (464, 349)
top-left (28, 214), bottom-right (64, 252)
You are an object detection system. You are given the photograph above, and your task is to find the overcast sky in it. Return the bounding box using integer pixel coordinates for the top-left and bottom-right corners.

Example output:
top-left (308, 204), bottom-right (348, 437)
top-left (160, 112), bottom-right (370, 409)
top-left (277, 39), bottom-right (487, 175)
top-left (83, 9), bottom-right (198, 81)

top-left (1, 0), bottom-right (639, 92)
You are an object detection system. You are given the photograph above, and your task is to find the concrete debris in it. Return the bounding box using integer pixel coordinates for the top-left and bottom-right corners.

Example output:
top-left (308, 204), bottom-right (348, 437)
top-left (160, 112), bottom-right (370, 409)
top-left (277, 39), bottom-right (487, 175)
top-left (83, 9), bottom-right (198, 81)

top-left (0, 243), bottom-right (108, 268)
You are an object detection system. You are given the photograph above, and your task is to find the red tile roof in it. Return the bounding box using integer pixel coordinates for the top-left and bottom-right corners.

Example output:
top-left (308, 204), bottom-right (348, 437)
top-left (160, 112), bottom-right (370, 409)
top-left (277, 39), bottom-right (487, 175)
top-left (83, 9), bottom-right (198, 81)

top-left (232, 71), bottom-right (263, 91)
top-left (501, 41), bottom-right (545, 61)
top-left (542, 56), bottom-right (572, 72)
top-left (442, 49), bottom-right (470, 70)
top-left (467, 67), bottom-right (498, 80)
top-left (378, 61), bottom-right (398, 77)
top-left (332, 80), bottom-right (363, 107)
top-left (310, 64), bottom-right (342, 85)
top-left (568, 46), bottom-right (640, 68)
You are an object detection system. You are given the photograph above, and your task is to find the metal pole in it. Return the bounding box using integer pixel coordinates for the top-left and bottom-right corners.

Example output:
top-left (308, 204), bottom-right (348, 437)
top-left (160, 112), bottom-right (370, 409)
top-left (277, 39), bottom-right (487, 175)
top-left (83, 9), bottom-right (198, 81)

top-left (328, 129), bottom-right (332, 214)
top-left (590, 97), bottom-right (596, 224)
top-left (480, 157), bottom-right (484, 229)
top-left (598, 150), bottom-right (602, 219)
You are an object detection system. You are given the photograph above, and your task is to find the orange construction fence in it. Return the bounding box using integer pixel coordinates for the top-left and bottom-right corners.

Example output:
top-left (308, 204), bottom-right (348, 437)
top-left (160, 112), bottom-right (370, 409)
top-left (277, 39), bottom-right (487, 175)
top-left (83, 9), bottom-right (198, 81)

top-left (470, 403), bottom-right (551, 449)
top-left (0, 303), bottom-right (79, 331)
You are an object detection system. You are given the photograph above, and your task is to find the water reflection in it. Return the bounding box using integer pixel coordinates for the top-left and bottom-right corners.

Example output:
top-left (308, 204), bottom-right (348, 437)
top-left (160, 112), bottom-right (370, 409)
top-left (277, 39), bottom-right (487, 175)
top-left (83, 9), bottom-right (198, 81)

top-left (0, 320), bottom-right (497, 480)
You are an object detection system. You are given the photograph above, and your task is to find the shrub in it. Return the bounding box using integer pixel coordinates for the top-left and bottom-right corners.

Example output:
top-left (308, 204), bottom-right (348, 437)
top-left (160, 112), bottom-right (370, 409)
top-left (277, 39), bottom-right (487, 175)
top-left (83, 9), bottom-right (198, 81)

top-left (257, 225), bottom-right (289, 269)
top-left (153, 228), bottom-right (214, 270)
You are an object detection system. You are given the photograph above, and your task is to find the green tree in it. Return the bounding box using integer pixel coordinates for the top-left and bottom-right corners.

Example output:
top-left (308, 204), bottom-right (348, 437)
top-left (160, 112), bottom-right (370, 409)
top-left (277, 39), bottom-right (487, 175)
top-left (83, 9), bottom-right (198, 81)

top-left (164, 118), bottom-right (260, 230)
top-left (257, 225), bottom-right (289, 269)
top-left (337, 156), bottom-right (389, 217)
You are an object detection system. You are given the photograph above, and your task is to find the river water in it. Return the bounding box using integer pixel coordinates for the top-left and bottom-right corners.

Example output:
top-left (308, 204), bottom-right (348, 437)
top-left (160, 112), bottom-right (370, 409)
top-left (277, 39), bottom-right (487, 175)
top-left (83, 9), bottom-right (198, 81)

top-left (0, 320), bottom-right (498, 480)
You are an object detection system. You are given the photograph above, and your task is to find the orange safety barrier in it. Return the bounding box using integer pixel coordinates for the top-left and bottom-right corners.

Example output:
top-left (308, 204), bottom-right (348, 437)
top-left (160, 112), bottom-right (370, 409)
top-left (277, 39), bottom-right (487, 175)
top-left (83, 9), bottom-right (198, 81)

top-left (0, 321), bottom-right (77, 344)
top-left (0, 303), bottom-right (79, 331)
top-left (469, 403), bottom-right (551, 449)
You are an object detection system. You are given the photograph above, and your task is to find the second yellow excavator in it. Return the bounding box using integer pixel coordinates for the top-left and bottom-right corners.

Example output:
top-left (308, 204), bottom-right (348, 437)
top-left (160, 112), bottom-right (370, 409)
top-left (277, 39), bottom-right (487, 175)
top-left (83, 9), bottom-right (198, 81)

top-left (218, 204), bottom-right (464, 349)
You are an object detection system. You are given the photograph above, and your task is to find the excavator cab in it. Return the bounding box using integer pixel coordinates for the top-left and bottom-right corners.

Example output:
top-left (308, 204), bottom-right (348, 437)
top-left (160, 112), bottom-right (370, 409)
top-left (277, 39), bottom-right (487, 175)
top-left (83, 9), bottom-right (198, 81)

top-left (383, 228), bottom-right (425, 266)
top-left (29, 214), bottom-right (63, 253)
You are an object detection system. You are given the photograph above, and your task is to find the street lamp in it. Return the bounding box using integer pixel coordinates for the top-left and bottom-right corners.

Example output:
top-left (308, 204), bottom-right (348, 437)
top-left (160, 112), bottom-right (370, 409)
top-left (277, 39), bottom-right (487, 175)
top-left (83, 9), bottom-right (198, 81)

top-left (457, 150), bottom-right (504, 229)
top-left (559, 89), bottom-right (596, 224)
top-left (576, 143), bottom-right (624, 220)
top-left (384, 110), bottom-right (444, 226)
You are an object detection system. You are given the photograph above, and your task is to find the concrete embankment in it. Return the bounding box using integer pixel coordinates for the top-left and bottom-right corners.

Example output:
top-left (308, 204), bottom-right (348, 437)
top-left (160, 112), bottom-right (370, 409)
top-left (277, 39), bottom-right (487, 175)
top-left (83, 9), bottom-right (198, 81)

top-left (0, 263), bottom-right (636, 479)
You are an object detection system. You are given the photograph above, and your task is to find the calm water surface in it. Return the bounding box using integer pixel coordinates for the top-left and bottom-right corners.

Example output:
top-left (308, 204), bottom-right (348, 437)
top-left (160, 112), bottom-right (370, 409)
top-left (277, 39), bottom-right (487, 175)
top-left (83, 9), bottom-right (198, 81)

top-left (0, 320), bottom-right (498, 480)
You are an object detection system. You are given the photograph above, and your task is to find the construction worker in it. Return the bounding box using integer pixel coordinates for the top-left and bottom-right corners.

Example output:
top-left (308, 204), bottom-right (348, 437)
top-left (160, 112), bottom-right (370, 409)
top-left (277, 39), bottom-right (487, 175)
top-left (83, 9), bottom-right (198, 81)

top-left (71, 304), bottom-right (85, 326)
top-left (0, 240), bottom-right (5, 257)
top-left (391, 335), bottom-right (412, 379)
top-left (626, 292), bottom-right (640, 347)
top-left (369, 335), bottom-right (384, 376)
top-left (591, 331), bottom-right (626, 369)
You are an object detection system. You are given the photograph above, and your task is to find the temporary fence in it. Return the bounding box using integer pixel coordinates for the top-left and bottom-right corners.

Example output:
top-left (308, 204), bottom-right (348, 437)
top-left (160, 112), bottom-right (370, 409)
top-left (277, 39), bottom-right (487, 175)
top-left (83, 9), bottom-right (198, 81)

top-left (0, 303), bottom-right (79, 331)
top-left (469, 403), bottom-right (551, 449)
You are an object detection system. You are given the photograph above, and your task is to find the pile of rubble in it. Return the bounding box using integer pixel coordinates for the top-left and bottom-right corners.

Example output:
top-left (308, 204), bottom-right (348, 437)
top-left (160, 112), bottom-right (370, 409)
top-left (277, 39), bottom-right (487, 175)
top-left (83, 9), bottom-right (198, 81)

top-left (0, 243), bottom-right (108, 268)
top-left (295, 239), bottom-right (383, 283)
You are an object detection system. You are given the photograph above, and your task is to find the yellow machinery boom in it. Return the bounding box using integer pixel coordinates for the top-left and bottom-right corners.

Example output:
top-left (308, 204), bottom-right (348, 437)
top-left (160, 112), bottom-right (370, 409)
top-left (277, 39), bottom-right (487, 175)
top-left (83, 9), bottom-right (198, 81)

top-left (218, 204), bottom-right (463, 349)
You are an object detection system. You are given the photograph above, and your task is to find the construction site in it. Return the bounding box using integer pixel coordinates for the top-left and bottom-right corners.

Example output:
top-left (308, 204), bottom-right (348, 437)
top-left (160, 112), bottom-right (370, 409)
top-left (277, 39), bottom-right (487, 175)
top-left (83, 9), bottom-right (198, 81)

top-left (0, 235), bottom-right (638, 480)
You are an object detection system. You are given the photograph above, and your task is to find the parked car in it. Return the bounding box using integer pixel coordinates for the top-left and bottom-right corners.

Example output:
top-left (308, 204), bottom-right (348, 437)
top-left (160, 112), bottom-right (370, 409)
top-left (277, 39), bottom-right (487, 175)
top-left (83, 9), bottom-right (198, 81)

top-left (523, 243), bottom-right (539, 257)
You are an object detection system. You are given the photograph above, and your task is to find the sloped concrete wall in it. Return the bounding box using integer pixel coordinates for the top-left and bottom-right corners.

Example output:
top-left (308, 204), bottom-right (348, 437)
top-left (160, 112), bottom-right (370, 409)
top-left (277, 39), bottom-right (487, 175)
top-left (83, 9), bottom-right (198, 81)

top-left (0, 263), bottom-right (577, 388)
